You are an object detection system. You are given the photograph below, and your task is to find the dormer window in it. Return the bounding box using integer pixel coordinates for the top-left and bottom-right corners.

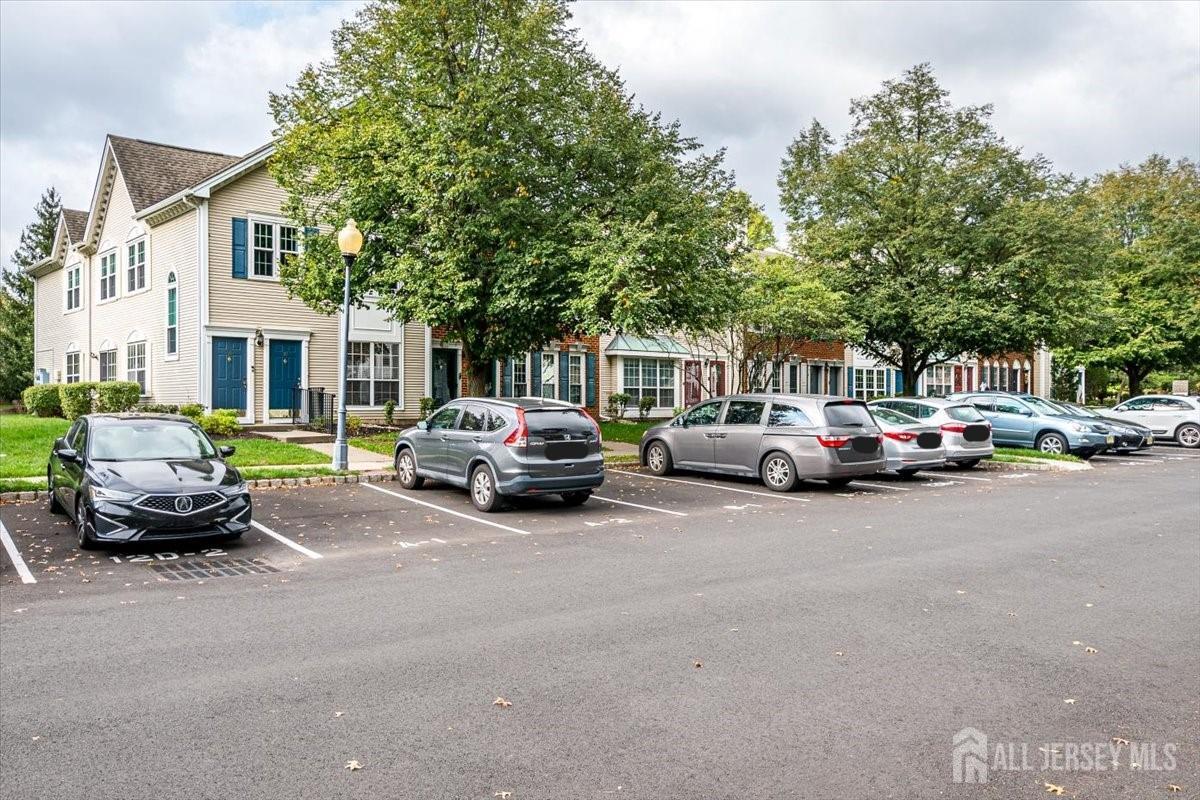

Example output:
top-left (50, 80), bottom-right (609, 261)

top-left (127, 238), bottom-right (146, 292)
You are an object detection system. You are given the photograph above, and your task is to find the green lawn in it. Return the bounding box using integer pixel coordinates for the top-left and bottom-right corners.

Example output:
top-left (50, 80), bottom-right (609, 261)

top-left (0, 415), bottom-right (70, 478)
top-left (216, 438), bottom-right (327, 467)
top-left (350, 432), bottom-right (397, 457)
top-left (599, 420), bottom-right (657, 445)
top-left (994, 447), bottom-right (1082, 462)
top-left (0, 477), bottom-right (45, 493)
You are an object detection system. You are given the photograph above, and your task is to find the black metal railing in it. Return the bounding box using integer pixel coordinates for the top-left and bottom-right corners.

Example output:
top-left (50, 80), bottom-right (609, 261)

top-left (291, 387), bottom-right (337, 433)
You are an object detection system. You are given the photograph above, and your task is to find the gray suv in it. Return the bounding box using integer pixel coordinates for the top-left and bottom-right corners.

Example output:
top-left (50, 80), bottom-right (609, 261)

top-left (639, 394), bottom-right (885, 491)
top-left (394, 398), bottom-right (604, 511)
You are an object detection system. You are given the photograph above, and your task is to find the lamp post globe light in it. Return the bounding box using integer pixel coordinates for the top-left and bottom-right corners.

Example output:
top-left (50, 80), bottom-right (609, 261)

top-left (333, 219), bottom-right (364, 471)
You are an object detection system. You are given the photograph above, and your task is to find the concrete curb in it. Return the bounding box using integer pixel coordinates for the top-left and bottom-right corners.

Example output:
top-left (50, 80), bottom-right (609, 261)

top-left (978, 457), bottom-right (1092, 472)
top-left (0, 471), bottom-right (397, 504)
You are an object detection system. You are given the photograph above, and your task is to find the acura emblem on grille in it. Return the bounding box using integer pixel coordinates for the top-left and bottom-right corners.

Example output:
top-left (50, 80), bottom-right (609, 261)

top-left (175, 495), bottom-right (194, 513)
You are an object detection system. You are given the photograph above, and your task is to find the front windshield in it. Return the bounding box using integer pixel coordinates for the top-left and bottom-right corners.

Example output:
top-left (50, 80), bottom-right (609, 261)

top-left (1021, 396), bottom-right (1070, 416)
top-left (90, 423), bottom-right (218, 461)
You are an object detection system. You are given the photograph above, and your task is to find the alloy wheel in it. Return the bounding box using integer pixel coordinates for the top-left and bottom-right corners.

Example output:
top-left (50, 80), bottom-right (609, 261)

top-left (764, 457), bottom-right (790, 487)
top-left (1179, 425), bottom-right (1200, 448)
top-left (1039, 435), bottom-right (1065, 454)
top-left (472, 469), bottom-right (492, 506)
top-left (647, 445), bottom-right (664, 472)
top-left (397, 452), bottom-right (415, 484)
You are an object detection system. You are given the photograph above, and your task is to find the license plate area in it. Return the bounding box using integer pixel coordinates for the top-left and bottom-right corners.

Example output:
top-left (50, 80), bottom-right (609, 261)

top-left (851, 436), bottom-right (879, 454)
top-left (545, 441), bottom-right (589, 461)
top-left (963, 424), bottom-right (990, 442)
top-left (916, 432), bottom-right (942, 449)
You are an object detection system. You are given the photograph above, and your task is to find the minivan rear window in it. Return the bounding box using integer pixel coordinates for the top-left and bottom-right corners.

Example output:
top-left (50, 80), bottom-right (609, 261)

top-left (525, 409), bottom-right (594, 435)
top-left (822, 402), bottom-right (874, 427)
top-left (945, 405), bottom-right (986, 423)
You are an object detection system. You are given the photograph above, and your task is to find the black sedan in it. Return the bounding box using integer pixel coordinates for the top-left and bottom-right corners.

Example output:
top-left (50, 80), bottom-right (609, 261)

top-left (47, 414), bottom-right (252, 549)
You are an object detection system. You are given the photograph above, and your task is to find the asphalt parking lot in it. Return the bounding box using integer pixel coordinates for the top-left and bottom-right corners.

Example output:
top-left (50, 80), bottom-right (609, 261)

top-left (1, 445), bottom-right (1198, 798)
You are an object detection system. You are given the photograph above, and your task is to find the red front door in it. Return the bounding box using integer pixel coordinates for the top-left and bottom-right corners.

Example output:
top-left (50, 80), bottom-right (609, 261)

top-left (683, 360), bottom-right (702, 406)
top-left (712, 361), bottom-right (726, 397)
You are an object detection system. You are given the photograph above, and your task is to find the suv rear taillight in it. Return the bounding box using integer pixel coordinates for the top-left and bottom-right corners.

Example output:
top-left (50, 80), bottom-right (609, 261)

top-left (582, 409), bottom-right (602, 443)
top-left (503, 407), bottom-right (528, 448)
top-left (883, 431), bottom-right (916, 442)
top-left (817, 435), bottom-right (851, 448)
top-left (940, 422), bottom-right (967, 433)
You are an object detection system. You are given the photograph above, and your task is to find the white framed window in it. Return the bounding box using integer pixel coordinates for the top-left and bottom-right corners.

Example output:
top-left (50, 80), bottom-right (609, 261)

top-left (127, 341), bottom-right (147, 394)
top-left (99, 350), bottom-right (117, 382)
top-left (540, 353), bottom-right (557, 399)
top-left (250, 219), bottom-right (299, 279)
top-left (65, 265), bottom-right (82, 310)
top-left (126, 238), bottom-right (146, 292)
top-left (623, 357), bottom-right (674, 408)
top-left (569, 354), bottom-right (583, 405)
top-left (99, 252), bottom-right (117, 302)
top-left (854, 367), bottom-right (889, 400)
top-left (65, 350), bottom-right (81, 384)
top-left (165, 272), bottom-right (178, 358)
top-left (924, 364), bottom-right (954, 397)
top-left (512, 357), bottom-right (528, 396)
top-left (346, 341), bottom-right (400, 406)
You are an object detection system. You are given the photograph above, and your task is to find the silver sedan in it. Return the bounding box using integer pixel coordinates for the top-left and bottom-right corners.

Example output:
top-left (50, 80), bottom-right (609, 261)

top-left (869, 397), bottom-right (994, 468)
top-left (867, 405), bottom-right (946, 477)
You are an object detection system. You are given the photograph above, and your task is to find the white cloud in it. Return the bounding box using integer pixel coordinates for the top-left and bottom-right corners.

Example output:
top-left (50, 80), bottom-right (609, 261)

top-left (2, 0), bottom-right (1196, 262)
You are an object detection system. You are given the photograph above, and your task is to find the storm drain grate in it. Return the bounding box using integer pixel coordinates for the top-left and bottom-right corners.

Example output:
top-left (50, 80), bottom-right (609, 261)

top-left (150, 557), bottom-right (281, 581)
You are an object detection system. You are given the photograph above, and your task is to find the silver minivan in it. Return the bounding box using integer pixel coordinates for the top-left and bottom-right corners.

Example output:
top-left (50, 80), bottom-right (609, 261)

top-left (394, 398), bottom-right (604, 511)
top-left (638, 394), bottom-right (885, 491)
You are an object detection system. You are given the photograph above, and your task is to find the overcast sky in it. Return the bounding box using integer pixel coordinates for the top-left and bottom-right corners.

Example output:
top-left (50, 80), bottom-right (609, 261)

top-left (2, 0), bottom-right (1197, 267)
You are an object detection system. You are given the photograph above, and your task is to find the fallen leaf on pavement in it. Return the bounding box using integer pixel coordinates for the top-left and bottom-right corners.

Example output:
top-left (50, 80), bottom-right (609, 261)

top-left (1111, 737), bottom-right (1129, 746)
top-left (1044, 783), bottom-right (1066, 795)
top-left (494, 792), bottom-right (512, 799)
top-left (1166, 785), bottom-right (1184, 793)
top-left (834, 651), bottom-right (844, 657)
top-left (335, 711), bottom-right (344, 717)
top-left (1084, 646), bottom-right (1098, 654)
top-left (693, 661), bottom-right (702, 669)
top-left (345, 760), bottom-right (362, 771)
top-left (1063, 698), bottom-right (1075, 704)
top-left (493, 697), bottom-right (512, 709)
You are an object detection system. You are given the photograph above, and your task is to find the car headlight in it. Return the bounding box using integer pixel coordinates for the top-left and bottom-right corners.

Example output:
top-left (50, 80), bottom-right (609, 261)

top-left (220, 481), bottom-right (249, 497)
top-left (90, 486), bottom-right (138, 503)
top-left (1066, 422), bottom-right (1089, 433)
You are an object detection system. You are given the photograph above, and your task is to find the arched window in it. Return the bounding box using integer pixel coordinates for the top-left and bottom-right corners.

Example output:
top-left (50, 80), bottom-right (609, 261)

top-left (165, 272), bottom-right (178, 358)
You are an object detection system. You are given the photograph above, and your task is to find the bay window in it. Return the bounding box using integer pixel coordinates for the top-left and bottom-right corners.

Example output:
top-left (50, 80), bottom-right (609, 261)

top-left (623, 357), bottom-right (674, 408)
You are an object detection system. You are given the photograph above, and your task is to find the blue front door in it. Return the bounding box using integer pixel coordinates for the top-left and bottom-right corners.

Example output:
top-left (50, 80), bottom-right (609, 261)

top-left (268, 340), bottom-right (302, 412)
top-left (212, 337), bottom-right (246, 413)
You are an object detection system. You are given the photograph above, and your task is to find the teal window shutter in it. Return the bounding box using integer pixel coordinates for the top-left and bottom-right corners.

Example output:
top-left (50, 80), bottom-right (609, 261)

top-left (231, 217), bottom-right (247, 279)
top-left (585, 352), bottom-right (597, 407)
top-left (530, 352), bottom-right (542, 396)
top-left (895, 370), bottom-right (904, 395)
top-left (847, 367), bottom-right (855, 397)
top-left (558, 351), bottom-right (569, 400)
top-left (503, 358), bottom-right (514, 396)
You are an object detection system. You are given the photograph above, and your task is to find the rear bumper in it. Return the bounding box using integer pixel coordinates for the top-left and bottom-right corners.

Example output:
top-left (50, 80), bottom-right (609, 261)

top-left (810, 454), bottom-right (887, 479)
top-left (498, 469), bottom-right (605, 496)
top-left (91, 495), bottom-right (252, 542)
top-left (943, 443), bottom-right (994, 461)
top-left (885, 454), bottom-right (946, 472)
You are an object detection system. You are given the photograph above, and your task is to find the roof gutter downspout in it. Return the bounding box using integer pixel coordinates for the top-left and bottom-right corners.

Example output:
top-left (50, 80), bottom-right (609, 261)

top-left (181, 195), bottom-right (208, 407)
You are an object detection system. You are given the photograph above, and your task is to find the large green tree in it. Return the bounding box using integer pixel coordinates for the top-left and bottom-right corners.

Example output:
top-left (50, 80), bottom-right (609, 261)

top-left (1, 187), bottom-right (61, 401)
top-left (1076, 155), bottom-right (1200, 396)
top-left (778, 64), bottom-right (1099, 392)
top-left (269, 0), bottom-right (741, 393)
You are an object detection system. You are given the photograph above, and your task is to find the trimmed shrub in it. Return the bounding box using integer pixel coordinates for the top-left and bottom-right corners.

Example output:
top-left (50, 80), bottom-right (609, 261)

top-left (95, 381), bottom-right (142, 413)
top-left (383, 399), bottom-right (396, 426)
top-left (419, 396), bottom-right (436, 420)
top-left (60, 382), bottom-right (98, 420)
top-left (22, 384), bottom-right (63, 418)
top-left (605, 392), bottom-right (631, 420)
top-left (138, 402), bottom-right (180, 414)
top-left (199, 409), bottom-right (241, 437)
top-left (347, 415), bottom-right (364, 436)
top-left (637, 394), bottom-right (655, 422)
top-left (179, 403), bottom-right (204, 420)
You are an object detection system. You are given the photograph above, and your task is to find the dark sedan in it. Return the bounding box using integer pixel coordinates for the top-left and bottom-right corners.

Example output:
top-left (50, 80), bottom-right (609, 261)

top-left (47, 414), bottom-right (252, 549)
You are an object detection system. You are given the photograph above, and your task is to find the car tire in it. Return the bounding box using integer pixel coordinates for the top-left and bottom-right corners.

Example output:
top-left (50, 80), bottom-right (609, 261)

top-left (469, 463), bottom-right (503, 513)
top-left (954, 459), bottom-right (981, 469)
top-left (561, 490), bottom-right (591, 507)
top-left (825, 477), bottom-right (853, 488)
top-left (644, 440), bottom-right (673, 476)
top-left (760, 452), bottom-right (798, 492)
top-left (47, 472), bottom-right (64, 515)
top-left (395, 448), bottom-right (424, 490)
top-left (1035, 432), bottom-right (1068, 455)
top-left (75, 499), bottom-right (96, 550)
top-left (1176, 423), bottom-right (1200, 449)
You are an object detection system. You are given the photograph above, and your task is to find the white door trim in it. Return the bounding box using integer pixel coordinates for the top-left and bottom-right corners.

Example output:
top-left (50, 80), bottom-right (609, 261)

top-left (261, 332), bottom-right (310, 425)
top-left (203, 325), bottom-right (255, 424)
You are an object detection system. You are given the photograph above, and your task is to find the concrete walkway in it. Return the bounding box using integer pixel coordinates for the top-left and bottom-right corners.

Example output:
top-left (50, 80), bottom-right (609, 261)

top-left (299, 441), bottom-right (393, 471)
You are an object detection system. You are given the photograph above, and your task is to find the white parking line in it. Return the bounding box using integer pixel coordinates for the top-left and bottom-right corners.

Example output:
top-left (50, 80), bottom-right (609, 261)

top-left (362, 482), bottom-right (532, 535)
top-left (0, 518), bottom-right (37, 584)
top-left (250, 520), bottom-right (324, 559)
top-left (611, 470), bottom-right (810, 501)
top-left (591, 495), bottom-right (688, 517)
top-left (940, 473), bottom-right (992, 482)
top-left (847, 481), bottom-right (912, 492)
top-left (1092, 455), bottom-right (1162, 463)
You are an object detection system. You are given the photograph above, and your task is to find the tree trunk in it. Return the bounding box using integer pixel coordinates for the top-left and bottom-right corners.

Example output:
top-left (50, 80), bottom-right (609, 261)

top-left (1124, 363), bottom-right (1146, 398)
top-left (464, 344), bottom-right (490, 397)
top-left (900, 358), bottom-right (922, 399)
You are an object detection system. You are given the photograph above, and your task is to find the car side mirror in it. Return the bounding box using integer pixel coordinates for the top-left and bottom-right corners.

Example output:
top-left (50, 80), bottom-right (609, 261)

top-left (1021, 409), bottom-right (1033, 416)
top-left (219, 445), bottom-right (236, 458)
top-left (416, 420), bottom-right (428, 431)
top-left (56, 447), bottom-right (80, 464)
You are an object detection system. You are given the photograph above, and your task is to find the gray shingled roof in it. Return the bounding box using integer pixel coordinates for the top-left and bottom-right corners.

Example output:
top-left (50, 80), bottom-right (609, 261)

top-left (62, 208), bottom-right (88, 242)
top-left (107, 135), bottom-right (241, 212)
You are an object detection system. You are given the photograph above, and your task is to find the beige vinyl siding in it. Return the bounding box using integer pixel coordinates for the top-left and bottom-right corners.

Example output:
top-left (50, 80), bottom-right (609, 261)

top-left (402, 322), bottom-right (426, 414)
top-left (598, 333), bottom-right (617, 414)
top-left (33, 257), bottom-right (90, 383)
top-left (151, 211), bottom-right (198, 402)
